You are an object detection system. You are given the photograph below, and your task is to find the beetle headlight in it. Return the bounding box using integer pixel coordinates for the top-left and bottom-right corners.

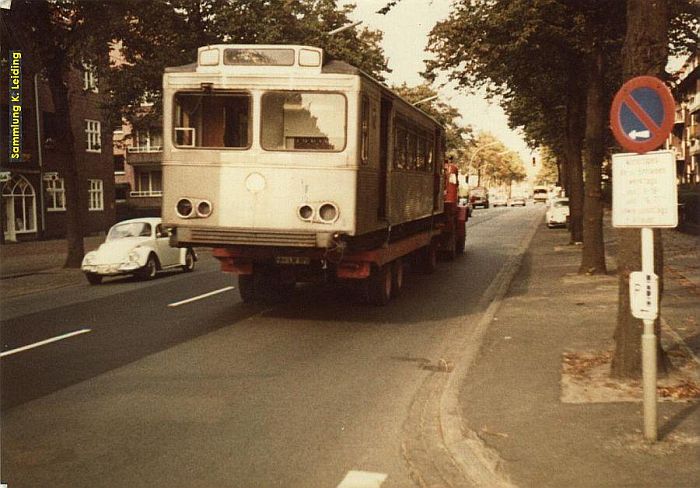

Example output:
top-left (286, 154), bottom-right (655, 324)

top-left (128, 250), bottom-right (140, 263)
top-left (83, 252), bottom-right (96, 265)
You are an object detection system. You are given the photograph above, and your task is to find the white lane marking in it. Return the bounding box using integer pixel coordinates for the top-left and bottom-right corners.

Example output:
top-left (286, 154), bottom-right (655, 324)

top-left (0, 328), bottom-right (92, 358)
top-left (336, 470), bottom-right (388, 488)
top-left (168, 286), bottom-right (235, 307)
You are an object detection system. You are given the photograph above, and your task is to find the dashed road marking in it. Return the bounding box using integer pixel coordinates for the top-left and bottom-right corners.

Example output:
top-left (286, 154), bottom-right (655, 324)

top-left (168, 286), bottom-right (235, 307)
top-left (0, 329), bottom-right (92, 358)
top-left (336, 470), bottom-right (387, 488)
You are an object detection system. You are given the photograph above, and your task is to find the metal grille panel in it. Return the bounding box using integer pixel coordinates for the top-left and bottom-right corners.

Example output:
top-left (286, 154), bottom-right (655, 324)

top-left (188, 228), bottom-right (317, 247)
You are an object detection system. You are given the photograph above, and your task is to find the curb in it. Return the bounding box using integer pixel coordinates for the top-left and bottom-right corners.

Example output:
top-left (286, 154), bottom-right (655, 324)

top-left (439, 212), bottom-right (542, 488)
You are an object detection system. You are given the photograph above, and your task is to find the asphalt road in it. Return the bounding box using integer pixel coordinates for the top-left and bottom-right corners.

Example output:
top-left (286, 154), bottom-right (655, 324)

top-left (1, 205), bottom-right (544, 488)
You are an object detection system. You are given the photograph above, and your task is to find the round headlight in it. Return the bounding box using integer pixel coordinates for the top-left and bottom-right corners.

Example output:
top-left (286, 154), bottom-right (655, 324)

top-left (298, 205), bottom-right (313, 221)
top-left (176, 198), bottom-right (193, 218)
top-left (319, 203), bottom-right (338, 222)
top-left (197, 200), bottom-right (212, 217)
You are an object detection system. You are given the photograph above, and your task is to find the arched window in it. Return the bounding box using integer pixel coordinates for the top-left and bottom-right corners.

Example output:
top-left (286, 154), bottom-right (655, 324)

top-left (2, 175), bottom-right (37, 234)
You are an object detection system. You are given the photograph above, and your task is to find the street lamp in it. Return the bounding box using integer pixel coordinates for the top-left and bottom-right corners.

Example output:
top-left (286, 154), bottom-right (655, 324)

top-left (326, 21), bottom-right (362, 36)
top-left (413, 94), bottom-right (439, 106)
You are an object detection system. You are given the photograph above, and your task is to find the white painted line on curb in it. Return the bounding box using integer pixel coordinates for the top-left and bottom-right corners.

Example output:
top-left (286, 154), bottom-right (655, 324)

top-left (336, 470), bottom-right (387, 488)
top-left (168, 286), bottom-right (235, 307)
top-left (0, 329), bottom-right (92, 358)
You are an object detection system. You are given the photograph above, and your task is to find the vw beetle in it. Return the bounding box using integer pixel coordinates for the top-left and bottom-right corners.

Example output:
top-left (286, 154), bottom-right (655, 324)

top-left (81, 217), bottom-right (196, 284)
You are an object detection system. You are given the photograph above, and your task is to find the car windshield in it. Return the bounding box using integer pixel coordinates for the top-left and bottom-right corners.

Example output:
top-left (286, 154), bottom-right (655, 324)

top-left (107, 222), bottom-right (152, 240)
top-left (553, 200), bottom-right (569, 208)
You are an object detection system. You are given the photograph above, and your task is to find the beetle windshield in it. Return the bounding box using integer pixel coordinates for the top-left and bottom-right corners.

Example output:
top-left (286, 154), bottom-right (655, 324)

top-left (107, 222), bottom-right (152, 240)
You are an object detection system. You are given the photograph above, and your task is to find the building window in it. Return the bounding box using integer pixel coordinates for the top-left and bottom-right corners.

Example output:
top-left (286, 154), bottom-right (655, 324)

top-left (88, 179), bottom-right (103, 211)
top-left (45, 177), bottom-right (66, 211)
top-left (2, 175), bottom-right (37, 236)
top-left (114, 155), bottom-right (125, 173)
top-left (129, 130), bottom-right (163, 153)
top-left (83, 64), bottom-right (98, 93)
top-left (86, 120), bottom-right (101, 152)
top-left (132, 170), bottom-right (162, 197)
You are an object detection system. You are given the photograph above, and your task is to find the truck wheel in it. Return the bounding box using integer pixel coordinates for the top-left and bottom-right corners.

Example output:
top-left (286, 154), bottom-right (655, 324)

top-left (238, 274), bottom-right (256, 303)
top-left (456, 231), bottom-right (466, 256)
top-left (239, 267), bottom-right (293, 304)
top-left (420, 245), bottom-right (438, 274)
top-left (367, 264), bottom-right (392, 306)
top-left (391, 259), bottom-right (404, 298)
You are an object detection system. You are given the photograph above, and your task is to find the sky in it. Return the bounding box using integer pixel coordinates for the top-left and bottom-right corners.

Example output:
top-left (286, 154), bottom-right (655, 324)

top-left (348, 0), bottom-right (536, 171)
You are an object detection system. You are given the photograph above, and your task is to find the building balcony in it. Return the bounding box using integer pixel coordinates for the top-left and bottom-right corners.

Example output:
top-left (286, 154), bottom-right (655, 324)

top-left (126, 147), bottom-right (162, 166)
top-left (690, 138), bottom-right (700, 155)
top-left (130, 190), bottom-right (162, 197)
top-left (127, 192), bottom-right (162, 210)
top-left (675, 107), bottom-right (686, 124)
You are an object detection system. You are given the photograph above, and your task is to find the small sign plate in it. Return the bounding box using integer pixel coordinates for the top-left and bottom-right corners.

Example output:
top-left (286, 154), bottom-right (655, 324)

top-left (629, 271), bottom-right (659, 320)
top-left (275, 256), bottom-right (311, 265)
top-left (612, 150), bottom-right (678, 228)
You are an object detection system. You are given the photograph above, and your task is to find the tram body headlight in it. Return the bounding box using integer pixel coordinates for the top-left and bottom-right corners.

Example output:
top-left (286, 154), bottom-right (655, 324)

top-left (298, 205), bottom-right (314, 221)
top-left (319, 203), bottom-right (338, 223)
top-left (197, 200), bottom-right (212, 218)
top-left (176, 198), bottom-right (194, 218)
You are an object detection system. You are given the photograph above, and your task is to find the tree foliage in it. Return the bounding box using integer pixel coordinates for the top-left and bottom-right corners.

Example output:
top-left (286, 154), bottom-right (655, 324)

top-left (106, 0), bottom-right (389, 127)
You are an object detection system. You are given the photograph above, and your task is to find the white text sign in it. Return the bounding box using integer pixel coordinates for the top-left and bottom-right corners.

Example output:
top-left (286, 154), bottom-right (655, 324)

top-left (612, 150), bottom-right (677, 228)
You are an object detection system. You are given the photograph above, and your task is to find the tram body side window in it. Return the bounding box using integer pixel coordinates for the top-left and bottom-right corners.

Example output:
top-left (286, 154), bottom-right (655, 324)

top-left (173, 92), bottom-right (251, 149)
top-left (261, 91), bottom-right (346, 151)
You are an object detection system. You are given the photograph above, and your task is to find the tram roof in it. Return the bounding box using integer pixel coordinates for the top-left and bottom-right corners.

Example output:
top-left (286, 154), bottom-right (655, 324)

top-left (164, 44), bottom-right (443, 130)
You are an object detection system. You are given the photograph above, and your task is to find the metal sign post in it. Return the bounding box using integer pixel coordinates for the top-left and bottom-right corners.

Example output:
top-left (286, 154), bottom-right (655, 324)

top-left (611, 75), bottom-right (677, 443)
top-left (612, 151), bottom-right (677, 442)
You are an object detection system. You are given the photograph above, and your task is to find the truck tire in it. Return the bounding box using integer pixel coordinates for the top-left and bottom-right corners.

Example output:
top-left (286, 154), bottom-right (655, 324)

top-left (367, 264), bottom-right (392, 306)
top-left (419, 244), bottom-right (438, 274)
top-left (456, 230), bottom-right (466, 256)
top-left (391, 259), bottom-right (404, 298)
top-left (238, 274), bottom-right (256, 303)
top-left (239, 268), bottom-right (294, 304)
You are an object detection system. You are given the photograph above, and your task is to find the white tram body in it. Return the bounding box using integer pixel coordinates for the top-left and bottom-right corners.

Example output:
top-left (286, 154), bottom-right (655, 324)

top-left (162, 45), bottom-right (445, 249)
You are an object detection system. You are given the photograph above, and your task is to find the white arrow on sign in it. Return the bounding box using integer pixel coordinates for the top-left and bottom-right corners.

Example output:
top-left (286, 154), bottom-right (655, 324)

top-left (629, 129), bottom-right (651, 139)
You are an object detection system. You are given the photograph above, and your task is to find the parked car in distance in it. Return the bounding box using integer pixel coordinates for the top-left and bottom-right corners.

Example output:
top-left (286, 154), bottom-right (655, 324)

top-left (469, 187), bottom-right (490, 208)
top-left (545, 198), bottom-right (570, 228)
top-left (533, 186), bottom-right (549, 204)
top-left (508, 195), bottom-right (527, 206)
top-left (81, 217), bottom-right (196, 284)
top-left (491, 194), bottom-right (508, 207)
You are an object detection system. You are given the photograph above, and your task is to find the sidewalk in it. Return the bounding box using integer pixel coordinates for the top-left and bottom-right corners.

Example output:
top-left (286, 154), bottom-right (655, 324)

top-left (0, 236), bottom-right (107, 299)
top-left (458, 216), bottom-right (700, 487)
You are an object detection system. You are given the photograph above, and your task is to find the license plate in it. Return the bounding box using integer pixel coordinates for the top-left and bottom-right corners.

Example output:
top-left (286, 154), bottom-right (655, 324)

top-left (275, 256), bottom-right (311, 265)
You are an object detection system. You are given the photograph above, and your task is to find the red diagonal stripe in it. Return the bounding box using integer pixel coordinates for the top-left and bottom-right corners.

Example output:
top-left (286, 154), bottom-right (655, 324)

top-left (622, 93), bottom-right (661, 136)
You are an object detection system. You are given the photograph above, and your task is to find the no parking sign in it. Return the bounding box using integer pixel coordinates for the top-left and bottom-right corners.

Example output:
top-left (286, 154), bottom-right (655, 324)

top-left (610, 76), bottom-right (675, 154)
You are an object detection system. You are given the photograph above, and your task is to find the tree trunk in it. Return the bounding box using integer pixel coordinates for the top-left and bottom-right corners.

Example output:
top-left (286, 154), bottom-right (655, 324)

top-left (47, 61), bottom-right (85, 268)
top-left (610, 0), bottom-right (669, 379)
top-left (564, 82), bottom-right (586, 244)
top-left (580, 47), bottom-right (607, 275)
